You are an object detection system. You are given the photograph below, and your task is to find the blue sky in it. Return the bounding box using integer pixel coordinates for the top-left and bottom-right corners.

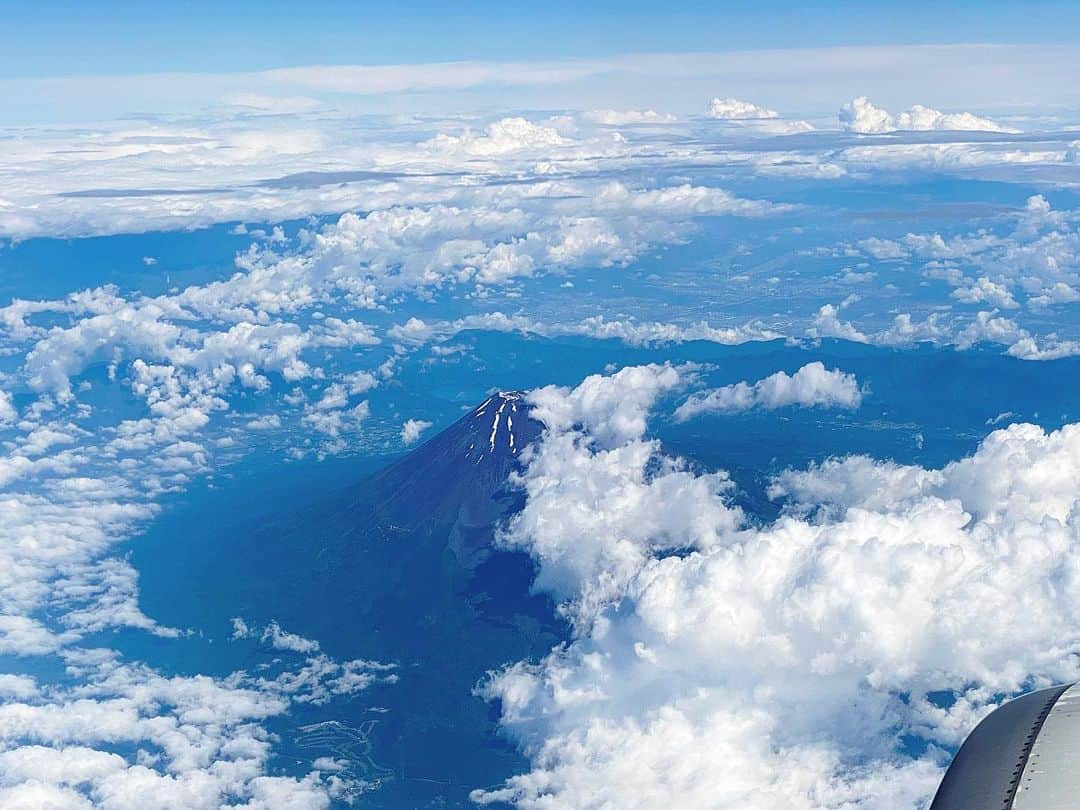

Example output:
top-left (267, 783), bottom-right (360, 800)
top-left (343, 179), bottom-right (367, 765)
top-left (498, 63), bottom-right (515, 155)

top-left (4, 0), bottom-right (1080, 78)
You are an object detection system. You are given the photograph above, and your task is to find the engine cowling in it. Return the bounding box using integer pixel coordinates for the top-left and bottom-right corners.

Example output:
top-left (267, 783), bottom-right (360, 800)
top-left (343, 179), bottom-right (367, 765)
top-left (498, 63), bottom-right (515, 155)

top-left (930, 682), bottom-right (1080, 809)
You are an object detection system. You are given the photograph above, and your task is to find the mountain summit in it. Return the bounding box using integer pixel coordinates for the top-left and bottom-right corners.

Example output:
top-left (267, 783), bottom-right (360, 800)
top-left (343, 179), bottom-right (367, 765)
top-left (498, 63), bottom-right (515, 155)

top-left (362, 392), bottom-right (543, 563)
top-left (468, 391), bottom-right (533, 463)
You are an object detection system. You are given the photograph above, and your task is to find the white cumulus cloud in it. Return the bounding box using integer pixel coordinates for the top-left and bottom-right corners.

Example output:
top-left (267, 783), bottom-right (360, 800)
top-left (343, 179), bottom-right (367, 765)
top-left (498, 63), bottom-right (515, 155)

top-left (674, 362), bottom-right (863, 421)
top-left (0, 390), bottom-right (16, 424)
top-left (475, 366), bottom-right (1080, 809)
top-left (400, 418), bottom-right (433, 445)
top-left (707, 97), bottom-right (779, 119)
top-left (425, 117), bottom-right (570, 156)
top-left (839, 96), bottom-right (1017, 134)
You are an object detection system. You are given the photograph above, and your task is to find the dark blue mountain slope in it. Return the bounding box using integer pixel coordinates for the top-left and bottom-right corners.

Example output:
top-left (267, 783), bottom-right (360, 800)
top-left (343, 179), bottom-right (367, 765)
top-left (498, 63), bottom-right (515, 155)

top-left (156, 393), bottom-right (561, 806)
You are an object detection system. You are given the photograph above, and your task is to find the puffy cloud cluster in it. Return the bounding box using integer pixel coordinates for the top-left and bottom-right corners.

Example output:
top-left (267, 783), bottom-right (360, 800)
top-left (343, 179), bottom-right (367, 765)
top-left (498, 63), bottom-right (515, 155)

top-left (259, 620), bottom-right (322, 653)
top-left (424, 116), bottom-right (571, 156)
top-left (704, 98), bottom-right (814, 134)
top-left (840, 195), bottom-right (1080, 345)
top-left (400, 418), bottom-right (433, 445)
top-left (559, 316), bottom-right (782, 346)
top-left (477, 365), bottom-right (1080, 808)
top-left (839, 96), bottom-right (1016, 134)
top-left (674, 362), bottom-right (863, 421)
top-left (0, 302), bottom-right (394, 803)
top-left (230, 179), bottom-right (784, 302)
top-left (804, 192), bottom-right (1080, 358)
top-left (418, 115), bottom-right (653, 166)
top-left (707, 98), bottom-right (779, 120)
top-left (500, 365), bottom-right (744, 622)
top-left (809, 299), bottom-right (1080, 360)
top-left (0, 390), bottom-right (15, 422)
top-left (388, 312), bottom-right (782, 349)
top-left (0, 642), bottom-right (394, 808)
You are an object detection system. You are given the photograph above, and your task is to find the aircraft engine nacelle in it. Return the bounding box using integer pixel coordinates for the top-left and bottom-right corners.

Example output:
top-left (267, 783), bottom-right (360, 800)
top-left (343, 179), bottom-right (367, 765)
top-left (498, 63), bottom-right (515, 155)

top-left (930, 683), bottom-right (1080, 809)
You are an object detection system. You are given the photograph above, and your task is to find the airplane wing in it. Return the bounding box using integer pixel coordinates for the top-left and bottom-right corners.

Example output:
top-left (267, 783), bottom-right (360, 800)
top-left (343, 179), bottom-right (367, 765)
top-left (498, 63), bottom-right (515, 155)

top-left (930, 683), bottom-right (1080, 809)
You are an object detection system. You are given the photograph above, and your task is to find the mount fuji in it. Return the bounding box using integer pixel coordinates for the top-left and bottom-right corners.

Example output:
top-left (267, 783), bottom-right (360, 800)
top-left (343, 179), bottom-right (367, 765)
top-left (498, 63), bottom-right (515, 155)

top-left (365, 391), bottom-right (543, 569)
top-left (140, 391), bottom-right (562, 806)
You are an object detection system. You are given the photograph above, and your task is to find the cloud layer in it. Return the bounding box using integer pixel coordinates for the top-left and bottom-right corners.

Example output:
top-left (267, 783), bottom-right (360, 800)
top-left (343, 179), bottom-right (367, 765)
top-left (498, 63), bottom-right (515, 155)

top-left (2, 60), bottom-right (1080, 807)
top-left (476, 365), bottom-right (1080, 808)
